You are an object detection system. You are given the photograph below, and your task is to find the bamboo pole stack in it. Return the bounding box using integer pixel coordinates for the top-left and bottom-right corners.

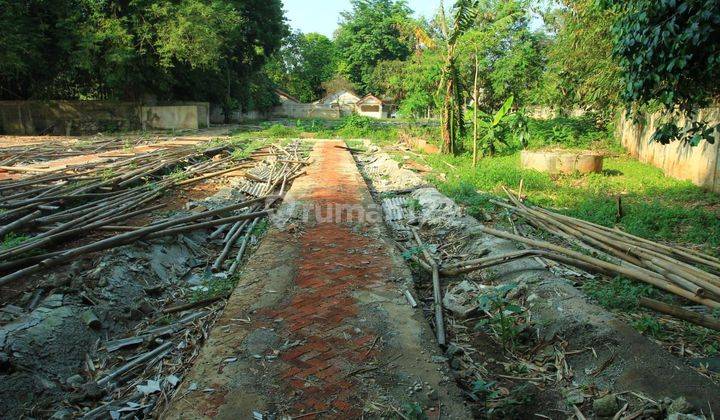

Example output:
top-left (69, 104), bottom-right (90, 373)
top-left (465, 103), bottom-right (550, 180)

top-left (0, 139), bottom-right (311, 284)
top-left (490, 188), bottom-right (720, 310)
top-left (0, 136), bottom-right (152, 166)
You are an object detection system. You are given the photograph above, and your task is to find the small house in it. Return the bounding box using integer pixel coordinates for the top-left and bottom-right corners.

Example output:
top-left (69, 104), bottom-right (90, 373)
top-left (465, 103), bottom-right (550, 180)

top-left (356, 94), bottom-right (392, 119)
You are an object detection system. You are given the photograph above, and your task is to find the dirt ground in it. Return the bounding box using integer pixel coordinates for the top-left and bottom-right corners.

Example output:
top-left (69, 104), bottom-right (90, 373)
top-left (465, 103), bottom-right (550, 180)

top-left (2, 128), bottom-right (720, 419)
top-left (353, 140), bottom-right (720, 419)
top-left (0, 127), bottom-right (298, 418)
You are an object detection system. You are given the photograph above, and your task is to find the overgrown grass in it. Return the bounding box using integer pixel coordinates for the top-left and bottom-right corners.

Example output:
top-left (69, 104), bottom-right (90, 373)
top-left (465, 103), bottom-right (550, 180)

top-left (422, 152), bottom-right (720, 251)
top-left (524, 115), bottom-right (619, 152)
top-left (582, 276), bottom-right (666, 310)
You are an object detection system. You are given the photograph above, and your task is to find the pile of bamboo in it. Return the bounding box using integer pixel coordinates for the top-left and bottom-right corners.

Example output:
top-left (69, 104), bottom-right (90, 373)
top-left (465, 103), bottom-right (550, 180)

top-left (0, 136), bottom-right (152, 166)
top-left (0, 140), bottom-right (310, 285)
top-left (491, 189), bottom-right (720, 310)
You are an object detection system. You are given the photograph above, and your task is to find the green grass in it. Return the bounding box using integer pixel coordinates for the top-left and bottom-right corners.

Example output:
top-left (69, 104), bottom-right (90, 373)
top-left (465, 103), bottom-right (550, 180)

top-left (422, 152), bottom-right (720, 251)
top-left (264, 124), bottom-right (301, 138)
top-left (1, 233), bottom-right (31, 250)
top-left (190, 275), bottom-right (237, 302)
top-left (315, 115), bottom-right (399, 143)
top-left (582, 276), bottom-right (666, 310)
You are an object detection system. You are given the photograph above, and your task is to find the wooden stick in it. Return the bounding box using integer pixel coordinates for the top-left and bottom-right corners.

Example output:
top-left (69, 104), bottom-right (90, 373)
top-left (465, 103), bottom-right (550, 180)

top-left (0, 210), bottom-right (42, 237)
top-left (639, 297), bottom-right (720, 331)
top-left (0, 165), bottom-right (57, 173)
top-left (0, 204), bottom-right (270, 286)
top-left (227, 217), bottom-right (262, 275)
top-left (96, 341), bottom-right (174, 386)
top-left (394, 241), bottom-right (433, 273)
top-left (162, 294), bottom-right (230, 315)
top-left (412, 229), bottom-right (445, 346)
top-left (175, 164), bottom-right (250, 186)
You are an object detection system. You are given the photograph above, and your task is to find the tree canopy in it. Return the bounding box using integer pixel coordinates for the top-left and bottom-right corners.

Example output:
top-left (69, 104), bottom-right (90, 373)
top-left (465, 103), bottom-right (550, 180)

top-left (606, 0), bottom-right (720, 144)
top-left (2, 0), bottom-right (718, 147)
top-left (335, 0), bottom-right (415, 92)
top-left (533, 0), bottom-right (622, 121)
top-left (609, 0), bottom-right (720, 113)
top-left (0, 0), bottom-right (287, 113)
top-left (266, 32), bottom-right (338, 102)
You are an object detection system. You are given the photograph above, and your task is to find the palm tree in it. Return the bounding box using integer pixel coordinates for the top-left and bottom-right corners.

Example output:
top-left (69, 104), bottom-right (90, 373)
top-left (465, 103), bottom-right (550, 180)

top-left (438, 0), bottom-right (479, 154)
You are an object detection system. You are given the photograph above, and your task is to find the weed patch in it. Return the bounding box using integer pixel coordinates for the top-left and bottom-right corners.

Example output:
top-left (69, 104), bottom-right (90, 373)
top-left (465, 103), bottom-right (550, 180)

top-left (476, 284), bottom-right (528, 349)
top-left (190, 275), bottom-right (237, 302)
top-left (2, 233), bottom-right (31, 250)
top-left (582, 276), bottom-right (664, 310)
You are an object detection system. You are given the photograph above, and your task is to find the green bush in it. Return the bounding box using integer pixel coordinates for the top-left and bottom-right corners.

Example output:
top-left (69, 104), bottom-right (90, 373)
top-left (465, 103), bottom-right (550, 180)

top-left (314, 115), bottom-right (398, 142)
top-left (264, 124), bottom-right (300, 138)
top-left (525, 116), bottom-right (617, 151)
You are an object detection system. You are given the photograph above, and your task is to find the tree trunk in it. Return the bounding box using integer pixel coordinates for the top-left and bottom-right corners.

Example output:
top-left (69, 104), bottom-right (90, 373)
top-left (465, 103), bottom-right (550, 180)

top-left (441, 79), bottom-right (454, 154)
top-left (473, 49), bottom-right (479, 166)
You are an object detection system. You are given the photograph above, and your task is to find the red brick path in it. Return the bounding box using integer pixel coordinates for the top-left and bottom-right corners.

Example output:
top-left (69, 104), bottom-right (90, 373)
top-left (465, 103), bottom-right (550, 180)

top-left (261, 141), bottom-right (395, 416)
top-left (164, 140), bottom-right (468, 419)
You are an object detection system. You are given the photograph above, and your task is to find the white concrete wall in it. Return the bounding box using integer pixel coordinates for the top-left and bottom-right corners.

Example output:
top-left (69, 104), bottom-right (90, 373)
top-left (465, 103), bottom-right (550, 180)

top-left (619, 107), bottom-right (720, 193)
top-left (357, 102), bottom-right (390, 119)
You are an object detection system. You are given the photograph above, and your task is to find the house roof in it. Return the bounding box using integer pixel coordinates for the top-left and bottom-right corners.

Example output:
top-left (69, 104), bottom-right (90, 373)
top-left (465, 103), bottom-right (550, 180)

top-left (318, 90), bottom-right (361, 104)
top-left (356, 94), bottom-right (389, 105)
top-left (274, 88), bottom-right (301, 103)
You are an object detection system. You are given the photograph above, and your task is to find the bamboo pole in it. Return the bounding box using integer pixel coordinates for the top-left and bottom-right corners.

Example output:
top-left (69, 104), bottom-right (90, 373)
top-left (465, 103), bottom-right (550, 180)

top-left (639, 297), bottom-right (720, 332)
top-left (412, 229), bottom-right (445, 346)
top-left (478, 225), bottom-right (720, 309)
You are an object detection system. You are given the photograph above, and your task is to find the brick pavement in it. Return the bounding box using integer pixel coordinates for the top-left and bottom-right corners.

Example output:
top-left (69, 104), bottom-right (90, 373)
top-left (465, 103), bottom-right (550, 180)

top-left (163, 140), bottom-right (468, 419)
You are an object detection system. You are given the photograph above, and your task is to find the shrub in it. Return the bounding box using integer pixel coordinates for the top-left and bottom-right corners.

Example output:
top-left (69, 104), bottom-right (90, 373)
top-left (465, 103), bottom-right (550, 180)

top-left (265, 124), bottom-right (300, 138)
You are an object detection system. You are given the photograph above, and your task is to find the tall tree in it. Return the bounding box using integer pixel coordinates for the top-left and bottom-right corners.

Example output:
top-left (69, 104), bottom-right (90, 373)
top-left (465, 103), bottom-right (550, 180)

top-left (335, 0), bottom-right (414, 92)
top-left (607, 0), bottom-right (720, 144)
top-left (458, 0), bottom-right (544, 111)
top-left (534, 0), bottom-right (621, 121)
top-left (266, 31), bottom-right (338, 102)
top-left (438, 0), bottom-right (479, 154)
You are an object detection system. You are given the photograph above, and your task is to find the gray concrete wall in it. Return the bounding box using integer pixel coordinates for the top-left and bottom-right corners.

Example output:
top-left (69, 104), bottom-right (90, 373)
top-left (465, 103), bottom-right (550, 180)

top-left (141, 105), bottom-right (199, 130)
top-left (0, 100), bottom-right (141, 135)
top-left (619, 107), bottom-right (720, 193)
top-left (0, 101), bottom-right (211, 134)
top-left (210, 104), bottom-right (273, 123)
top-left (272, 103), bottom-right (340, 119)
top-left (159, 102), bottom-right (210, 128)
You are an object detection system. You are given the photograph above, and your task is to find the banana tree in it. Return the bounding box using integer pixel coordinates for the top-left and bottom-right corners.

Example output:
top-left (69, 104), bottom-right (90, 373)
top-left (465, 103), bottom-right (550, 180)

top-left (475, 95), bottom-right (514, 156)
top-left (438, 0), bottom-right (479, 154)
